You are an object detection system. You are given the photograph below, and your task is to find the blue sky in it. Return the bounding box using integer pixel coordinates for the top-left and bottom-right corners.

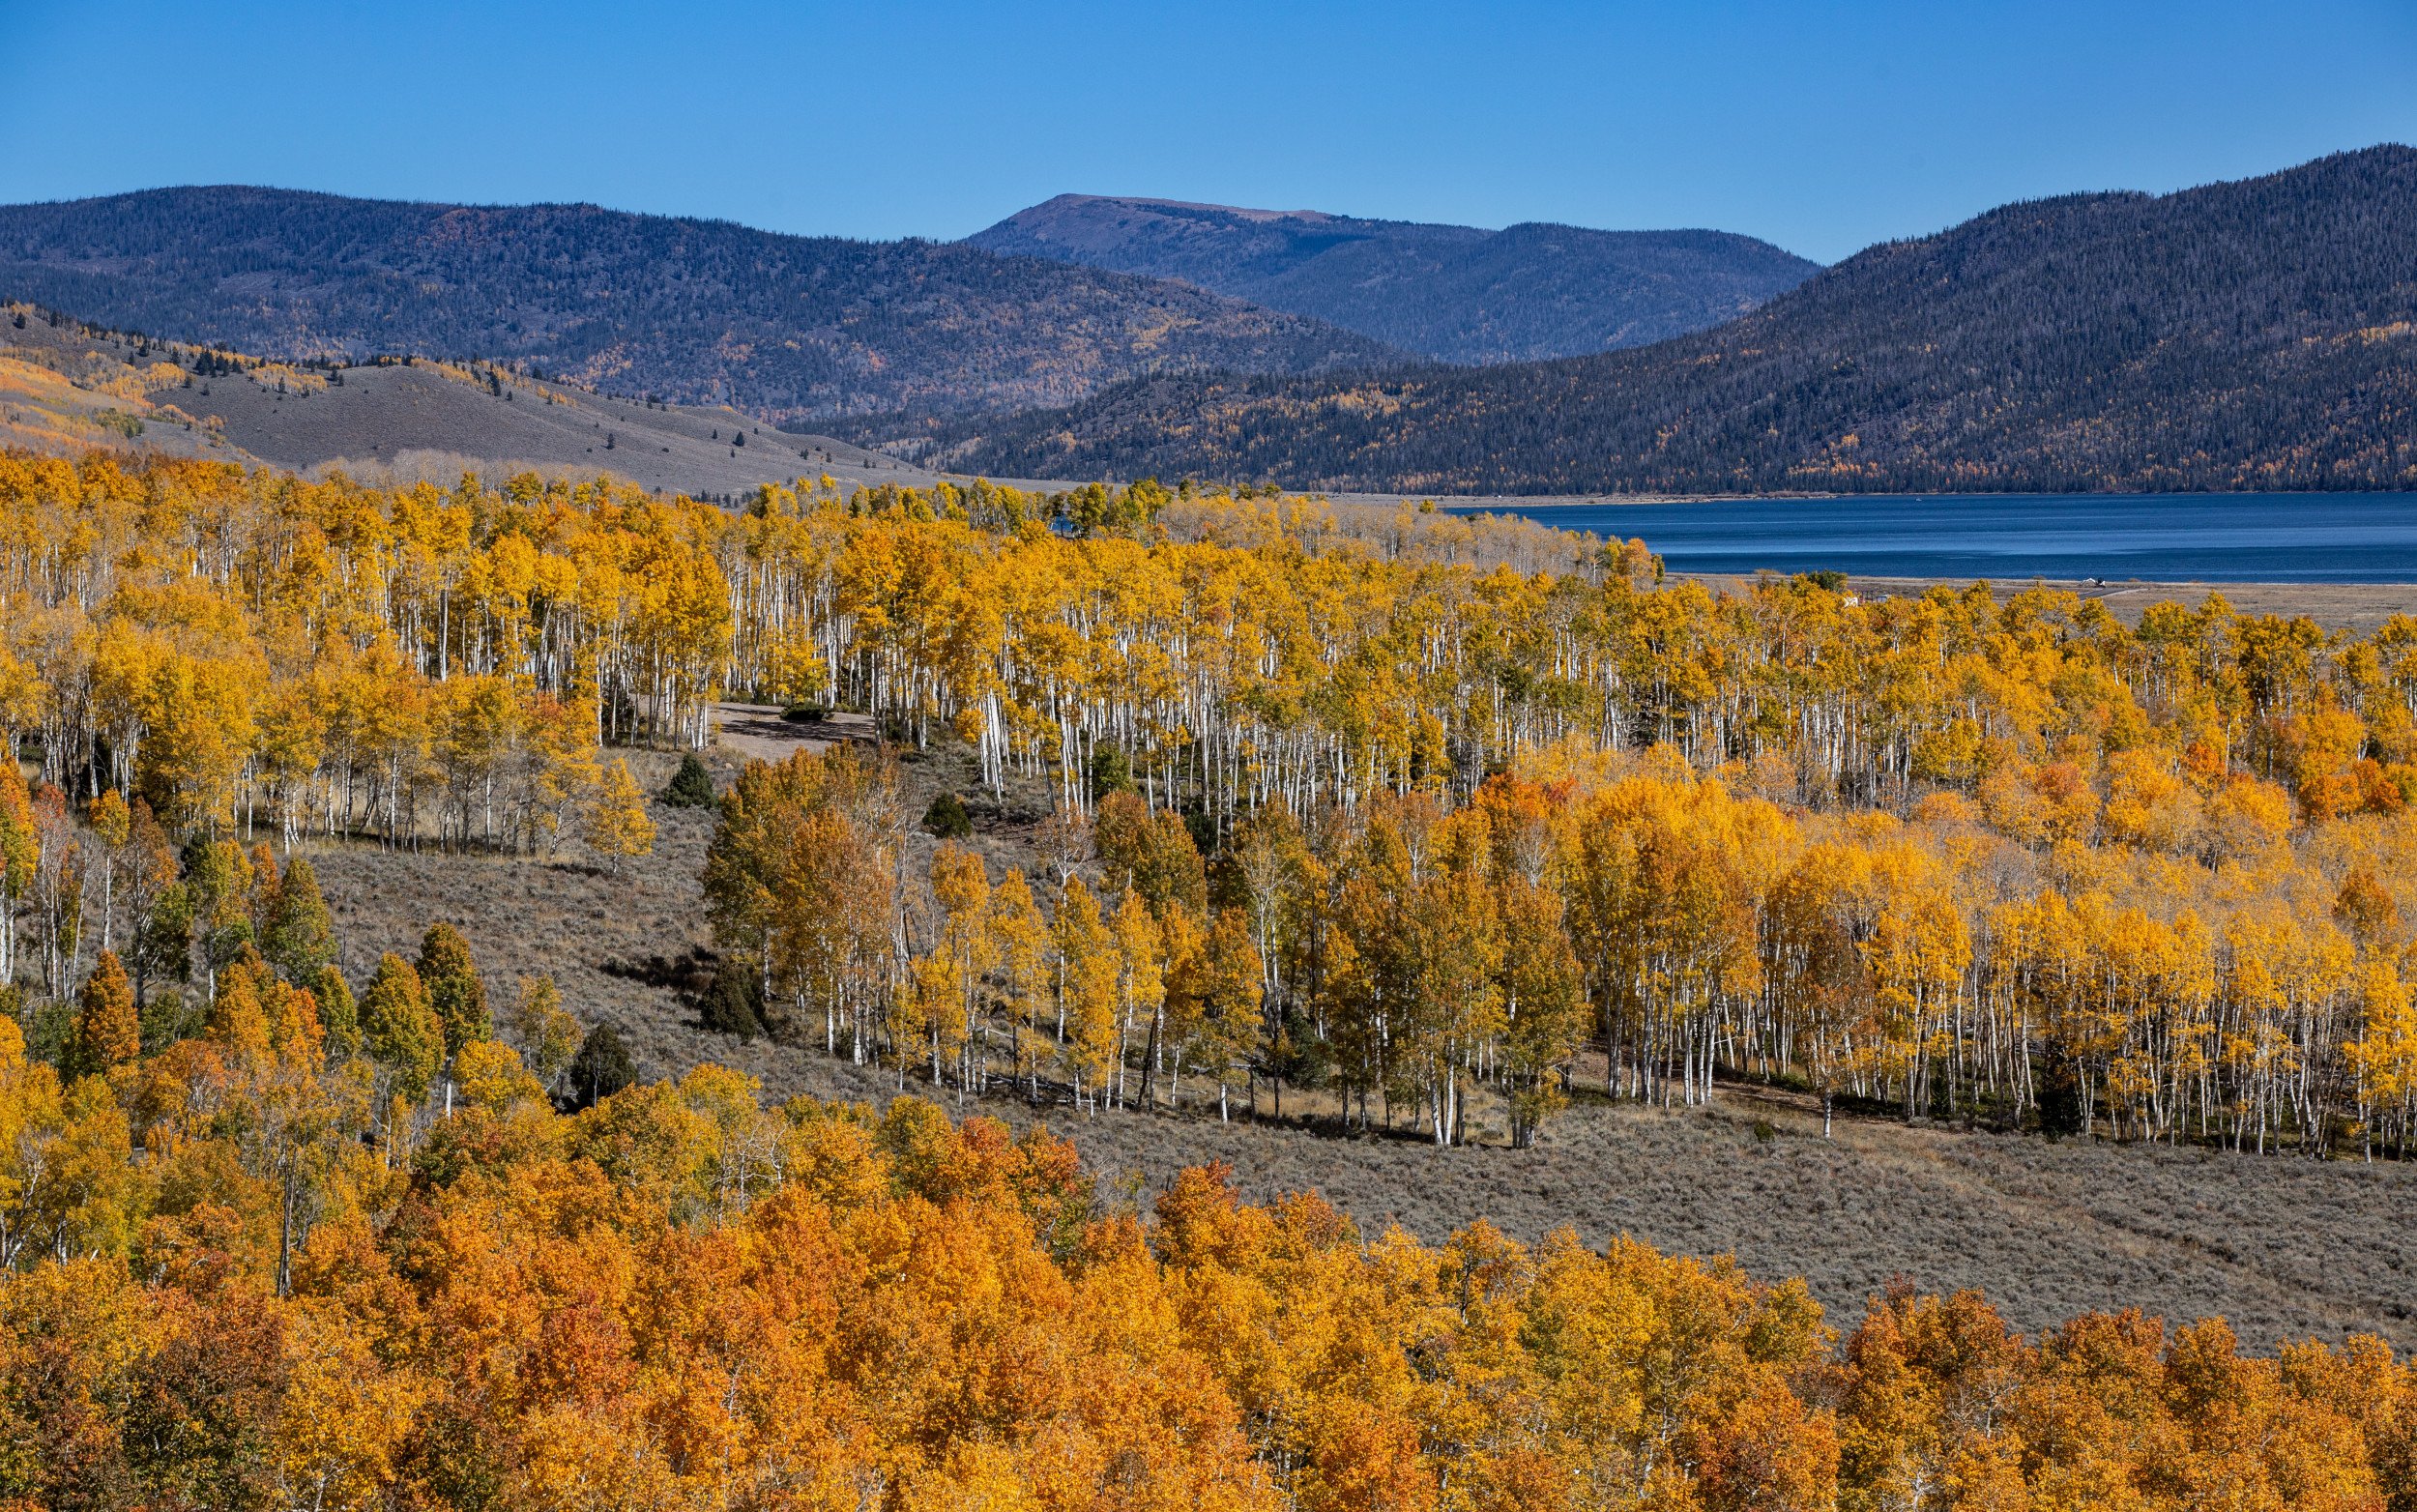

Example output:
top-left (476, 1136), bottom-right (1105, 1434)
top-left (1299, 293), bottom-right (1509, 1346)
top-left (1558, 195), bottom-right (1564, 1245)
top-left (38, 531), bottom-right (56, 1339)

top-left (3, 1), bottom-right (2411, 263)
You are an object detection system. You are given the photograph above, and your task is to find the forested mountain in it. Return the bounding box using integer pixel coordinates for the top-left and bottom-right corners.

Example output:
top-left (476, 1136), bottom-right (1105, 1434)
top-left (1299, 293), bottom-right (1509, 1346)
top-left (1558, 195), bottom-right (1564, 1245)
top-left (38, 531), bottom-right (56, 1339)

top-left (968, 193), bottom-right (1818, 362)
top-left (0, 187), bottom-right (1400, 422)
top-left (938, 147), bottom-right (2417, 493)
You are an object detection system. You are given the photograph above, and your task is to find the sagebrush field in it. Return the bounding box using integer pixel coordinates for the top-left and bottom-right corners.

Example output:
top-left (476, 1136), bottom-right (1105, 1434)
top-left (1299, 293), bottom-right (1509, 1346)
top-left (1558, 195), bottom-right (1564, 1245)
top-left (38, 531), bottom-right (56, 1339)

top-left (307, 741), bottom-right (2417, 1356)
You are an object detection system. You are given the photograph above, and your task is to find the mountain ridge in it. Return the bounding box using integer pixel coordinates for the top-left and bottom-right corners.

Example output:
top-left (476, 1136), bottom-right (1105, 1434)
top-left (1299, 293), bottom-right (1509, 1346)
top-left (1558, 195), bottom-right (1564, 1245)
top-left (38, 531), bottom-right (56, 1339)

top-left (932, 147), bottom-right (2417, 494)
top-left (966, 194), bottom-right (1820, 363)
top-left (0, 186), bottom-right (1403, 422)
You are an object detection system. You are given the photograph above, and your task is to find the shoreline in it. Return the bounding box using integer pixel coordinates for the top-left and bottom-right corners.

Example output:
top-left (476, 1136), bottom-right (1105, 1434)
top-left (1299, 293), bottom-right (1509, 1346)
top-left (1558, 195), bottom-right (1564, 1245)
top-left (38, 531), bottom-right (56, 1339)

top-left (1412, 487), bottom-right (2417, 509)
top-left (1674, 571), bottom-right (2415, 632)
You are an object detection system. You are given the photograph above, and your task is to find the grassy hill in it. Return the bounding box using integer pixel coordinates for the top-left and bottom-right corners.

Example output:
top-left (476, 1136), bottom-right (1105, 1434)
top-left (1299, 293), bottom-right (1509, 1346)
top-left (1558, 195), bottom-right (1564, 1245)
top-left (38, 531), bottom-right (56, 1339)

top-left (0, 187), bottom-right (1401, 423)
top-left (937, 148), bottom-right (2417, 494)
top-left (0, 304), bottom-right (958, 495)
top-left (968, 194), bottom-right (1818, 362)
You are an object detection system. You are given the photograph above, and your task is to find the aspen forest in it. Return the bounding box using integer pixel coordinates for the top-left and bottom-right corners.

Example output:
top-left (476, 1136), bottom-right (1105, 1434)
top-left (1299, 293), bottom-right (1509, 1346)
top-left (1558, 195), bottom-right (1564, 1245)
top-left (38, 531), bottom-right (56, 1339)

top-left (6, 449), bottom-right (2417, 1507)
top-left (11, 451), bottom-right (2417, 1155)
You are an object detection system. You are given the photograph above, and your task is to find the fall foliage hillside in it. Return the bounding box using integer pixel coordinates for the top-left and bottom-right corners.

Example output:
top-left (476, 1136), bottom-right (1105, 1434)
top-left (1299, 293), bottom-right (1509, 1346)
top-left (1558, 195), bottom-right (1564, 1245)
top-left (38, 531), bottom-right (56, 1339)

top-left (931, 146), bottom-right (2417, 493)
top-left (6, 1032), bottom-right (2415, 1511)
top-left (13, 448), bottom-right (2417, 1440)
top-left (296, 759), bottom-right (2417, 1358)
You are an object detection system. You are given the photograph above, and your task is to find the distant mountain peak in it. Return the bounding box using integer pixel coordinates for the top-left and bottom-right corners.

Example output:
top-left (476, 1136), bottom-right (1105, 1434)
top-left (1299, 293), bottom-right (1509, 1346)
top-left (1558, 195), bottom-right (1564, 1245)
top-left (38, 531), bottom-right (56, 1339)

top-left (1014, 193), bottom-right (1347, 225)
top-left (968, 194), bottom-right (1818, 363)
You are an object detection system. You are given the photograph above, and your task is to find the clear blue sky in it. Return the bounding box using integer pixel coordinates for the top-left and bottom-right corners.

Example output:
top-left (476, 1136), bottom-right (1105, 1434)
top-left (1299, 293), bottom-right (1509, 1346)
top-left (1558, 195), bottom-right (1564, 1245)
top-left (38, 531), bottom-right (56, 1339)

top-left (3, 1), bottom-right (2411, 263)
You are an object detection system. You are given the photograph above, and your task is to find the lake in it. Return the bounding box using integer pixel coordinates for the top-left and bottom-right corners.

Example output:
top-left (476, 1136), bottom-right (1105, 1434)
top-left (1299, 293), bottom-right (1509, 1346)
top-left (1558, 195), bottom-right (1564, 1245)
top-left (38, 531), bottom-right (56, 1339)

top-left (1456, 493), bottom-right (2417, 584)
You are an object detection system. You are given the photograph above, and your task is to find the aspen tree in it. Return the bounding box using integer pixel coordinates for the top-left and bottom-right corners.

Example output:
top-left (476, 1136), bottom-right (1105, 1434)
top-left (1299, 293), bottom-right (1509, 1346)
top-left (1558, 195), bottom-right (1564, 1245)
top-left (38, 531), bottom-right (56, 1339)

top-left (361, 953), bottom-right (441, 1105)
top-left (83, 791), bottom-right (128, 954)
top-left (1052, 876), bottom-right (1119, 1112)
top-left (1110, 887), bottom-right (1163, 1109)
top-left (928, 843), bottom-right (995, 1090)
top-left (69, 950), bottom-right (138, 1077)
top-left (504, 974), bottom-right (580, 1089)
top-left (583, 759), bottom-right (655, 871)
top-left (989, 867), bottom-right (1051, 1099)
top-left (416, 922), bottom-right (490, 1056)
top-left (262, 855), bottom-right (336, 981)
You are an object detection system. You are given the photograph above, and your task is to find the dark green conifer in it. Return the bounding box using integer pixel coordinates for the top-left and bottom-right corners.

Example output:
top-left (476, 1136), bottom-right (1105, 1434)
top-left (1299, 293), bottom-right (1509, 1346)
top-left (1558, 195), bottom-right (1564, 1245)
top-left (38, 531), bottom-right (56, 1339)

top-left (568, 1023), bottom-right (636, 1108)
top-left (700, 970), bottom-right (764, 1040)
top-left (661, 753), bottom-right (717, 809)
top-left (922, 792), bottom-right (973, 839)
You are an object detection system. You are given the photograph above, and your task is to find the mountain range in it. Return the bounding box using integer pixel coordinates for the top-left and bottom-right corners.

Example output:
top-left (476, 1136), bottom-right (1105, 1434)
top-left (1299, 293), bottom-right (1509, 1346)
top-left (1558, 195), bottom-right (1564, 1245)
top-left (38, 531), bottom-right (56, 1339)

top-left (966, 196), bottom-right (1817, 363)
top-left (0, 188), bottom-right (1808, 428)
top-left (5, 149), bottom-right (2413, 497)
top-left (930, 147), bottom-right (2417, 494)
top-left (0, 188), bottom-right (1395, 423)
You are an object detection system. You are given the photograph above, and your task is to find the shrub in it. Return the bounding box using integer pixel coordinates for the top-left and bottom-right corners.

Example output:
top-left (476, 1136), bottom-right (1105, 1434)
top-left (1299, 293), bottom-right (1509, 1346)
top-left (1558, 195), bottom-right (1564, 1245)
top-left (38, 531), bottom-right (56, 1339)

top-left (922, 792), bottom-right (973, 839)
top-left (567, 1023), bottom-right (636, 1109)
top-left (661, 753), bottom-right (717, 809)
top-left (700, 969), bottom-right (766, 1040)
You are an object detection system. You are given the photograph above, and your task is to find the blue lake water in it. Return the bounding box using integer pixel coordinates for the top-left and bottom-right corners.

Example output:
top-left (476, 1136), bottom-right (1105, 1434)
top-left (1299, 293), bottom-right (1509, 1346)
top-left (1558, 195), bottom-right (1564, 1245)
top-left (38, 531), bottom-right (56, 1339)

top-left (1456, 494), bottom-right (2417, 584)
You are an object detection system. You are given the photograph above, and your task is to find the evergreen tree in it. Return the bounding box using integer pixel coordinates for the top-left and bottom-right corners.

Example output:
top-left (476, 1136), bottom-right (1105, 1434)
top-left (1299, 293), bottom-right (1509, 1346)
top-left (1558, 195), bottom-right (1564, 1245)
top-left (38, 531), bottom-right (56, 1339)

top-left (567, 1022), bottom-right (636, 1108)
top-left (700, 968), bottom-right (765, 1040)
top-left (661, 753), bottom-right (717, 809)
top-left (922, 791), bottom-right (973, 839)
top-left (1088, 744), bottom-right (1135, 802)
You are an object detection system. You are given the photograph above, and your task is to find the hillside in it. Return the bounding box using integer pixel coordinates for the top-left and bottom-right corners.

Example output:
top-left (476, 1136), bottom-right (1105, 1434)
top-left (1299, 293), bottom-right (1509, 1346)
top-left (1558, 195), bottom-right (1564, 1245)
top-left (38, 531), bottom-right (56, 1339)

top-left (12, 442), bottom-right (2417, 1352)
top-left (938, 147), bottom-right (2417, 493)
top-left (0, 187), bottom-right (1400, 423)
top-left (310, 737), bottom-right (2417, 1357)
top-left (0, 304), bottom-right (964, 494)
top-left (968, 193), bottom-right (1818, 362)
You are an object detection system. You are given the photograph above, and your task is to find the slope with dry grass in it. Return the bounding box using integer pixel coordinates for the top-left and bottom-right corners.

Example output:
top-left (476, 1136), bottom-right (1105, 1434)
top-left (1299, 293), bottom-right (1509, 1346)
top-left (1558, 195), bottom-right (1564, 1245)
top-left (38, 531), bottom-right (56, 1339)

top-left (302, 735), bottom-right (2417, 1357)
top-left (0, 305), bottom-right (966, 494)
